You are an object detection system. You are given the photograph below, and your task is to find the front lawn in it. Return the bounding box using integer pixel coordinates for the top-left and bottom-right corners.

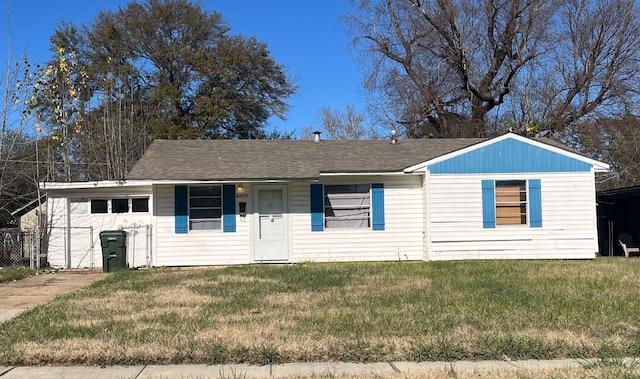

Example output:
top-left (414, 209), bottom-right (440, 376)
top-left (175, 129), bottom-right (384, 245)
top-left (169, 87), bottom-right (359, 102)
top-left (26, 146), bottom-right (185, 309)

top-left (0, 259), bottom-right (638, 365)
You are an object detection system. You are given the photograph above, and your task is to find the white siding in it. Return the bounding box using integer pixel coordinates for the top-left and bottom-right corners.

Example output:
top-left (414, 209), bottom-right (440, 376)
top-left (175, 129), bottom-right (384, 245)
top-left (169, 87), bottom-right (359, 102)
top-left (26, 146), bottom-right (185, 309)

top-left (45, 187), bottom-right (152, 268)
top-left (427, 172), bottom-right (598, 260)
top-left (291, 175), bottom-right (425, 263)
top-left (153, 184), bottom-right (251, 266)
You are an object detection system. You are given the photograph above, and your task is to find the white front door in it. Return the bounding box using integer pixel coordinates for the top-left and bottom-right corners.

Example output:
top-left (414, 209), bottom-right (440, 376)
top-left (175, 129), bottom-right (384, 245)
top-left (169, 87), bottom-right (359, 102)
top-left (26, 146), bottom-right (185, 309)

top-left (254, 185), bottom-right (289, 261)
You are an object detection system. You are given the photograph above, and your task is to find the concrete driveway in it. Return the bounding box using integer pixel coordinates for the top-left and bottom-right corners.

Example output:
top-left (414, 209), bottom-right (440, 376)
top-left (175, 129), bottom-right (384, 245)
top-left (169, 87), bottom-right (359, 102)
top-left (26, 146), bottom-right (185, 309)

top-left (0, 270), bottom-right (107, 323)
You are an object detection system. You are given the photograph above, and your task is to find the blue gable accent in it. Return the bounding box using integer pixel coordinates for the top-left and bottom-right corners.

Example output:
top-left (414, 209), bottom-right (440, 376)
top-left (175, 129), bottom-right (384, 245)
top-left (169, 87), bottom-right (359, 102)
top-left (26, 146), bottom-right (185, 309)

top-left (429, 138), bottom-right (592, 174)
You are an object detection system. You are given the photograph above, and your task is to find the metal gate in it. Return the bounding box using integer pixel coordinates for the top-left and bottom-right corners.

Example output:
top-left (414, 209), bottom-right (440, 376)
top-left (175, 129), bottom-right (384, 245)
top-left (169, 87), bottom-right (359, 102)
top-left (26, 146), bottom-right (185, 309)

top-left (45, 226), bottom-right (95, 269)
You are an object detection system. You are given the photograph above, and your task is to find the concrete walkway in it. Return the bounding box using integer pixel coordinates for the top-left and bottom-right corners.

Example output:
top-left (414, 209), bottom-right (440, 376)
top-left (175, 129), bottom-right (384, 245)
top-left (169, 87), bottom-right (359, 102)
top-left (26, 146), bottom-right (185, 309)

top-left (0, 270), bottom-right (107, 323)
top-left (0, 358), bottom-right (611, 379)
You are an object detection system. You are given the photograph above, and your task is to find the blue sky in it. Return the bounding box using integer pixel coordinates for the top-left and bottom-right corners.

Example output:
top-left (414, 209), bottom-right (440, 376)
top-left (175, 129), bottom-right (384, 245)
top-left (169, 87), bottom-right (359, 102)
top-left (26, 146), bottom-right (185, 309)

top-left (0, 1), bottom-right (366, 137)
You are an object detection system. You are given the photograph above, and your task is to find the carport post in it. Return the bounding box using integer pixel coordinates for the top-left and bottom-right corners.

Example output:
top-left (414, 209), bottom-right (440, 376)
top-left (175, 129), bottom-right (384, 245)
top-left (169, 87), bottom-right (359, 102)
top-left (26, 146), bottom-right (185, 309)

top-left (90, 226), bottom-right (94, 269)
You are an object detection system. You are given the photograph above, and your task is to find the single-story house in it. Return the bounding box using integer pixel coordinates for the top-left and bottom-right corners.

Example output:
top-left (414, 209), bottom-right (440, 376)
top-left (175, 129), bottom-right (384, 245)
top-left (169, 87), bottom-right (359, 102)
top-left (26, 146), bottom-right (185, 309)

top-left (41, 133), bottom-right (609, 269)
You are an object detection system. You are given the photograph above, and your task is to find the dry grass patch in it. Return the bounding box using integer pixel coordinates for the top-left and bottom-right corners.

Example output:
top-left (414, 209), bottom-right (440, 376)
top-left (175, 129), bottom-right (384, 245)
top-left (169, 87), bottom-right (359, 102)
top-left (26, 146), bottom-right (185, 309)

top-left (1, 259), bottom-right (640, 365)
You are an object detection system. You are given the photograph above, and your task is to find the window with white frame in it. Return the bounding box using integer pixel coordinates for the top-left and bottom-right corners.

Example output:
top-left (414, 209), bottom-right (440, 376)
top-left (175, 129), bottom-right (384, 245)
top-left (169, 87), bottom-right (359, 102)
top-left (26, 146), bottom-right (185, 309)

top-left (324, 184), bottom-right (371, 228)
top-left (495, 180), bottom-right (527, 225)
top-left (189, 186), bottom-right (222, 230)
top-left (90, 199), bottom-right (108, 214)
top-left (132, 198), bottom-right (149, 213)
top-left (86, 198), bottom-right (150, 214)
top-left (112, 198), bottom-right (129, 213)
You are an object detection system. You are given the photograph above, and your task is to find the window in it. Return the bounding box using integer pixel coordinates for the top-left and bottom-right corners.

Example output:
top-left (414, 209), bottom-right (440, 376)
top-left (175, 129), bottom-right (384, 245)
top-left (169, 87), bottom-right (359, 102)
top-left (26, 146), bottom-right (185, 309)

top-left (189, 186), bottom-right (222, 230)
top-left (70, 200), bottom-right (88, 215)
top-left (324, 184), bottom-right (371, 228)
top-left (87, 197), bottom-right (150, 214)
top-left (482, 179), bottom-right (542, 229)
top-left (90, 199), bottom-right (108, 214)
top-left (112, 199), bottom-right (129, 213)
top-left (495, 180), bottom-right (527, 225)
top-left (132, 198), bottom-right (149, 213)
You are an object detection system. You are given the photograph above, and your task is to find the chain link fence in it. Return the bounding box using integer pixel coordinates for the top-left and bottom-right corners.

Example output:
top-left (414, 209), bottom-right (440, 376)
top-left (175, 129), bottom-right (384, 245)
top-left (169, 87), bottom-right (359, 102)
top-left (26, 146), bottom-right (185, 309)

top-left (3, 224), bottom-right (151, 270)
top-left (0, 228), bottom-right (40, 268)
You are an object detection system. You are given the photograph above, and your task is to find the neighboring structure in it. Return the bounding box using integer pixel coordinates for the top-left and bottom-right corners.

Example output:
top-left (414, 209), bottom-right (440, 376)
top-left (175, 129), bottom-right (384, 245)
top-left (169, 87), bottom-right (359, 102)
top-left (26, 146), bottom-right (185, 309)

top-left (10, 196), bottom-right (46, 232)
top-left (41, 133), bottom-right (609, 269)
top-left (4, 196), bottom-right (46, 267)
top-left (597, 185), bottom-right (640, 256)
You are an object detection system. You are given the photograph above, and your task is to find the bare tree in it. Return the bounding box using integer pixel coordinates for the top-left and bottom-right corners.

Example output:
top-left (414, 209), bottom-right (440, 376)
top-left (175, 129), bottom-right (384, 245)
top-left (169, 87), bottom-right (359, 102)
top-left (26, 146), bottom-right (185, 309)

top-left (538, 0), bottom-right (640, 134)
top-left (570, 116), bottom-right (640, 190)
top-left (301, 104), bottom-right (378, 140)
top-left (347, 0), bottom-right (640, 138)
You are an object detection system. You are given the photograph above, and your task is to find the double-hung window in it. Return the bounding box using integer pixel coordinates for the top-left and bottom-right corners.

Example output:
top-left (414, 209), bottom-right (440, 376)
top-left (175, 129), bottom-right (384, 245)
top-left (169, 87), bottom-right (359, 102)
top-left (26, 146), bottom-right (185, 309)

top-left (310, 183), bottom-right (385, 231)
top-left (175, 184), bottom-right (235, 233)
top-left (324, 184), bottom-right (371, 228)
top-left (189, 186), bottom-right (222, 230)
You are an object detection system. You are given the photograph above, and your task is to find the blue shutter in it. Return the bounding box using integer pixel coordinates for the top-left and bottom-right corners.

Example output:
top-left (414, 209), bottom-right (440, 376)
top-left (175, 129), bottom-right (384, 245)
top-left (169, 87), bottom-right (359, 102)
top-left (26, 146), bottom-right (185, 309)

top-left (222, 184), bottom-right (236, 232)
top-left (175, 185), bottom-right (188, 234)
top-left (310, 184), bottom-right (324, 231)
top-left (371, 183), bottom-right (385, 230)
top-left (529, 179), bottom-right (542, 228)
top-left (481, 180), bottom-right (496, 228)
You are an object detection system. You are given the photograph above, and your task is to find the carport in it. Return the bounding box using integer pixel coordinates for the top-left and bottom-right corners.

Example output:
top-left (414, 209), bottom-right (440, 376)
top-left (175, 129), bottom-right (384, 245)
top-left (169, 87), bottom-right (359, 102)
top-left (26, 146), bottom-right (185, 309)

top-left (597, 185), bottom-right (640, 256)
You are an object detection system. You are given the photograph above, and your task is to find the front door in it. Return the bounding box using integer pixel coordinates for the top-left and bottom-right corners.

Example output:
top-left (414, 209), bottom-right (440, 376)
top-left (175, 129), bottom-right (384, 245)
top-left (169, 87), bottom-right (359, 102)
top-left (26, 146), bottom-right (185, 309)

top-left (254, 185), bottom-right (289, 261)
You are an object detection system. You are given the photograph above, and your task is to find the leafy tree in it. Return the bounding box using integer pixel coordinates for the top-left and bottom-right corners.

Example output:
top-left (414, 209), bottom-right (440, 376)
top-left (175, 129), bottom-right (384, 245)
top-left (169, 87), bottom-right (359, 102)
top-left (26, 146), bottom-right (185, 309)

top-left (347, 0), bottom-right (640, 138)
top-left (33, 0), bottom-right (296, 181)
top-left (0, 53), bottom-right (49, 225)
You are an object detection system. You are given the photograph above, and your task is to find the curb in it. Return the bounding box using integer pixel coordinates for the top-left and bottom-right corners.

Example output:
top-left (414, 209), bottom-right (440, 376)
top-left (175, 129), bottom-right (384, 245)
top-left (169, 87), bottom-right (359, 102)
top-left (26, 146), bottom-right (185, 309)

top-left (0, 358), bottom-right (626, 379)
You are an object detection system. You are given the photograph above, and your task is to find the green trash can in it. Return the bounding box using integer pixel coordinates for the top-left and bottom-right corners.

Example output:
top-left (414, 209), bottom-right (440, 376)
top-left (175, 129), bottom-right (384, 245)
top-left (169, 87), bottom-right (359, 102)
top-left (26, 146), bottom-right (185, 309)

top-left (99, 230), bottom-right (127, 272)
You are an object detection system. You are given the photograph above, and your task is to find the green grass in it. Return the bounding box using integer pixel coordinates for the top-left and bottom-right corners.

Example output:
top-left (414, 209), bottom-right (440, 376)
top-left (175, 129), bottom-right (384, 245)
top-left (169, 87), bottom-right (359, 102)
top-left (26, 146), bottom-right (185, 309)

top-left (0, 259), bottom-right (639, 365)
top-left (0, 267), bottom-right (35, 283)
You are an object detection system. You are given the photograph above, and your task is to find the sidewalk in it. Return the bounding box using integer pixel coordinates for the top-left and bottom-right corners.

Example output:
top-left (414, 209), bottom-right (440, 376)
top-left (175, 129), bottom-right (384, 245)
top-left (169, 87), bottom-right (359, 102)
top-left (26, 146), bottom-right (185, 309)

top-left (0, 358), bottom-right (613, 379)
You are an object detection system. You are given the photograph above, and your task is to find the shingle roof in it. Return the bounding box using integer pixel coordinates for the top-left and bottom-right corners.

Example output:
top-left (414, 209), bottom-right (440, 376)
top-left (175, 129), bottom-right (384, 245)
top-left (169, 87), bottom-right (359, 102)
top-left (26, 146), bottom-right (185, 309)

top-left (126, 138), bottom-right (487, 180)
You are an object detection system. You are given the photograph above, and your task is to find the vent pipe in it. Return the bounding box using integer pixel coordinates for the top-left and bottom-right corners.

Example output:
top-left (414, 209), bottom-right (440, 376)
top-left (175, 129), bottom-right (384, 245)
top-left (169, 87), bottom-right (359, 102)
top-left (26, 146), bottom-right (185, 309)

top-left (391, 129), bottom-right (398, 144)
top-left (313, 131), bottom-right (321, 142)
